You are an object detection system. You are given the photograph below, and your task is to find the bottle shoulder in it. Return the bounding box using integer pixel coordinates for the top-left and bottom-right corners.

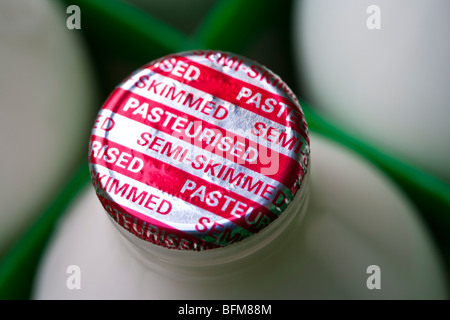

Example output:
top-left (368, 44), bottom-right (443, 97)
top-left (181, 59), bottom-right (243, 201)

top-left (32, 134), bottom-right (449, 299)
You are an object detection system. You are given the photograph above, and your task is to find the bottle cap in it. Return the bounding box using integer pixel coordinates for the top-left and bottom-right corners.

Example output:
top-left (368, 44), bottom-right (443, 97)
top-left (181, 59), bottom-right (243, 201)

top-left (89, 50), bottom-right (310, 251)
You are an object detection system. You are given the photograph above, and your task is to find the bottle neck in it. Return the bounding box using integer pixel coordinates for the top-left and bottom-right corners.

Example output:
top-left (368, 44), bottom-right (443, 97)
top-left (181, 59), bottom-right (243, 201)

top-left (112, 168), bottom-right (310, 274)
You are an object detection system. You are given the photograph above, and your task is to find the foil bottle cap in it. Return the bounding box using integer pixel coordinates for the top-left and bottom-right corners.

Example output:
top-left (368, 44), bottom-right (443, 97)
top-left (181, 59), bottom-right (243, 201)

top-left (89, 50), bottom-right (310, 251)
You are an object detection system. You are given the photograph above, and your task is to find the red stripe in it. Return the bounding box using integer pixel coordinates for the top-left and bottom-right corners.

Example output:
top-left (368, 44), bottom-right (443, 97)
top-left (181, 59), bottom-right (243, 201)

top-left (145, 55), bottom-right (309, 144)
top-left (96, 193), bottom-right (219, 250)
top-left (89, 135), bottom-right (278, 234)
top-left (103, 88), bottom-right (303, 191)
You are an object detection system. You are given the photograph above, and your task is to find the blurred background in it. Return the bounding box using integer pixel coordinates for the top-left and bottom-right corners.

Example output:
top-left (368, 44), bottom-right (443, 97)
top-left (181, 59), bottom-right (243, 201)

top-left (0, 0), bottom-right (449, 299)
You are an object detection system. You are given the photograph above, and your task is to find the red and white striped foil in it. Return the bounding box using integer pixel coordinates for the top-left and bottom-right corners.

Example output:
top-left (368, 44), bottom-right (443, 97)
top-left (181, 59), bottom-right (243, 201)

top-left (89, 50), bottom-right (310, 251)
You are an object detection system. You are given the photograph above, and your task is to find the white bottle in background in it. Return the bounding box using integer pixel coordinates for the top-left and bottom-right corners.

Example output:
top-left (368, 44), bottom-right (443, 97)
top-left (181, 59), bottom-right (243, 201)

top-left (32, 51), bottom-right (448, 299)
top-left (0, 0), bottom-right (96, 255)
top-left (292, 0), bottom-right (450, 181)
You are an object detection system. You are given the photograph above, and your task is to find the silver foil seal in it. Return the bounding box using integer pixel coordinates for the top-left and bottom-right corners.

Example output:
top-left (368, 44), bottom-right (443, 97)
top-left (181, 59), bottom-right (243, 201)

top-left (88, 50), bottom-right (310, 251)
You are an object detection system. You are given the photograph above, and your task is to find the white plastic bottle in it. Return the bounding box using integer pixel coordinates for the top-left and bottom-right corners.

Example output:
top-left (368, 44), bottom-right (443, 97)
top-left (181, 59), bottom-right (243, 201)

top-left (33, 51), bottom-right (448, 299)
top-left (292, 0), bottom-right (450, 181)
top-left (0, 0), bottom-right (96, 255)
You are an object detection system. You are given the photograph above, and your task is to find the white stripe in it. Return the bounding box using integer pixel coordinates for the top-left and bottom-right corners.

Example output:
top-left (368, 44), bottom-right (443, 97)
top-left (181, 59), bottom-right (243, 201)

top-left (119, 69), bottom-right (305, 160)
top-left (94, 109), bottom-right (287, 204)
